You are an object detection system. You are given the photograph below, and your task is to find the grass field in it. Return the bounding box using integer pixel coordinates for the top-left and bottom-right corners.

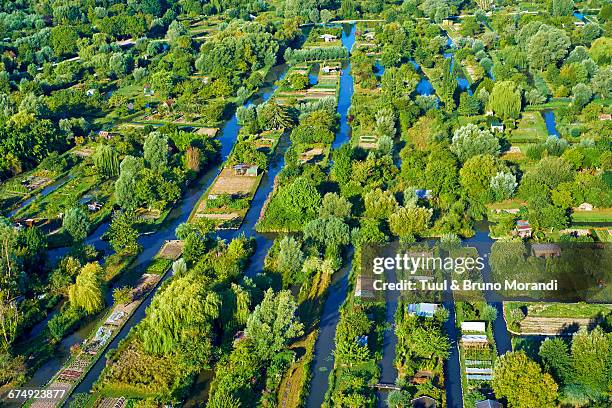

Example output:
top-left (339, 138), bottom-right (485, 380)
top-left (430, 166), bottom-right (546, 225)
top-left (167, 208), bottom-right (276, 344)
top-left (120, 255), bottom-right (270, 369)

top-left (510, 111), bottom-right (548, 143)
top-left (571, 208), bottom-right (612, 223)
top-left (506, 302), bottom-right (612, 319)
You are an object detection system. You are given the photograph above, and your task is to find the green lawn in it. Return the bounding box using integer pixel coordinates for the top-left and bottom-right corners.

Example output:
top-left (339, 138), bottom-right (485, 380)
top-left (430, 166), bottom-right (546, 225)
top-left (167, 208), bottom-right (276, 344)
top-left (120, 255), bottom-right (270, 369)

top-left (571, 208), bottom-right (612, 223)
top-left (506, 302), bottom-right (612, 319)
top-left (510, 111), bottom-right (548, 143)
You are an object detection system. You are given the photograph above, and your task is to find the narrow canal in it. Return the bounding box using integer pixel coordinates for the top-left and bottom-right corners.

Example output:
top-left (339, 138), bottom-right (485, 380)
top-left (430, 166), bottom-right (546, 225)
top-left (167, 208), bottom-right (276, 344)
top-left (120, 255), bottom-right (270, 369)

top-left (306, 23), bottom-right (355, 408)
top-left (442, 287), bottom-right (464, 408)
top-left (465, 225), bottom-right (513, 355)
top-left (541, 109), bottom-right (559, 138)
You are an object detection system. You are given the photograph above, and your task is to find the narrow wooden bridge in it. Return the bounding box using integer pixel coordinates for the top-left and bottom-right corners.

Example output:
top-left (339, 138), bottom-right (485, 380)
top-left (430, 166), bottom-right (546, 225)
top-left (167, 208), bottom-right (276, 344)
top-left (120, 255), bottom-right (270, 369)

top-left (374, 383), bottom-right (400, 391)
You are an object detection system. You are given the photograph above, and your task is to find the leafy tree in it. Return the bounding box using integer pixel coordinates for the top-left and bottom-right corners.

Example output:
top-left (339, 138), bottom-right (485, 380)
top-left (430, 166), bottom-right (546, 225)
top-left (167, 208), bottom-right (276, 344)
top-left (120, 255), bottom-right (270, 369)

top-left (450, 124), bottom-right (500, 162)
top-left (388, 206), bottom-right (433, 241)
top-left (245, 289), bottom-right (303, 361)
top-left (0, 219), bottom-right (19, 348)
top-left (488, 81), bottom-right (521, 120)
top-left (364, 189), bottom-right (398, 219)
top-left (257, 102), bottom-right (293, 130)
top-left (490, 171), bottom-right (517, 201)
top-left (572, 83), bottom-right (592, 108)
top-left (172, 259), bottom-right (187, 276)
top-left (50, 26), bottom-right (79, 57)
top-left (304, 216), bottom-right (350, 254)
top-left (382, 65), bottom-right (420, 102)
top-left (539, 337), bottom-right (574, 386)
top-left (591, 66), bottom-right (612, 99)
top-left (94, 144), bottom-right (120, 178)
top-left (115, 156), bottom-right (144, 210)
top-left (527, 25), bottom-right (570, 70)
top-left (440, 232), bottom-right (461, 251)
top-left (150, 71), bottom-right (176, 99)
top-left (320, 9), bottom-right (333, 24)
top-left (549, 0), bottom-right (574, 16)
top-left (410, 326), bottom-right (450, 359)
top-left (277, 236), bottom-right (304, 285)
top-left (144, 132), bottom-right (169, 174)
top-left (68, 263), bottom-right (105, 314)
top-left (492, 351), bottom-right (559, 408)
top-left (459, 154), bottom-right (498, 204)
top-left (63, 207), bottom-right (90, 243)
top-left (571, 327), bottom-right (611, 395)
top-left (140, 271), bottom-right (218, 355)
top-left (320, 193), bottom-right (352, 220)
top-left (481, 304), bottom-right (498, 322)
top-left (113, 286), bottom-right (133, 305)
top-left (108, 211), bottom-right (139, 254)
top-left (261, 176), bottom-right (321, 230)
top-left (589, 37), bottom-right (611, 65)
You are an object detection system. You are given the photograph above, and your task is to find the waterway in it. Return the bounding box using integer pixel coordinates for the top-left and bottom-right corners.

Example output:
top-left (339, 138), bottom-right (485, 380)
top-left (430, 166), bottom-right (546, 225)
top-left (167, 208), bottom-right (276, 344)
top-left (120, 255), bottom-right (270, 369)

top-left (305, 23), bottom-right (356, 408)
top-left (409, 60), bottom-right (435, 97)
top-left (541, 109), bottom-right (559, 138)
top-left (444, 35), bottom-right (472, 95)
top-left (376, 266), bottom-right (400, 407)
top-left (464, 225), bottom-right (513, 355)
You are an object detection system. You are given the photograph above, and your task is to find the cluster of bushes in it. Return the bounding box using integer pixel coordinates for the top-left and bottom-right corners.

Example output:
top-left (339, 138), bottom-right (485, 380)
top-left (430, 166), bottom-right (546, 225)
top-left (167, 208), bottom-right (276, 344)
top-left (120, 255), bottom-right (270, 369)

top-left (284, 46), bottom-right (348, 64)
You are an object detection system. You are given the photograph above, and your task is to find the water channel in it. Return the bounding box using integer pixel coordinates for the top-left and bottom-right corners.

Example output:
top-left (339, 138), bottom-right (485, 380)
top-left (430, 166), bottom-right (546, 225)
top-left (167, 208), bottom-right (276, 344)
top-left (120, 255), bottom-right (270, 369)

top-left (305, 23), bottom-right (355, 408)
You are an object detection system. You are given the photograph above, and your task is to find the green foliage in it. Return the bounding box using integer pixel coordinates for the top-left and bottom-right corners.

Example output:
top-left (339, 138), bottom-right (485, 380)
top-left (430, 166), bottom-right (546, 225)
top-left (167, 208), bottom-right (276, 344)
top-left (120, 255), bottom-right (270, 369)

top-left (259, 176), bottom-right (321, 231)
top-left (68, 262), bottom-right (105, 315)
top-left (539, 337), bottom-right (574, 386)
top-left (450, 124), bottom-right (500, 162)
top-left (488, 81), bottom-right (521, 120)
top-left (115, 156), bottom-right (145, 210)
top-left (47, 306), bottom-right (87, 341)
top-left (143, 132), bottom-right (169, 174)
top-left (571, 327), bottom-right (611, 396)
top-left (140, 270), bottom-right (218, 355)
top-left (50, 25), bottom-right (79, 57)
top-left (490, 171), bottom-right (517, 201)
top-left (245, 289), bottom-right (303, 361)
top-left (284, 46), bottom-right (348, 64)
top-left (320, 193), bottom-right (352, 220)
top-left (492, 351), bottom-right (559, 408)
top-left (109, 211), bottom-right (139, 254)
top-left (304, 216), bottom-right (350, 255)
top-left (94, 144), bottom-right (120, 178)
top-left (364, 188), bottom-right (398, 219)
top-left (388, 206), bottom-right (433, 241)
top-left (63, 207), bottom-right (90, 243)
top-left (527, 25), bottom-right (571, 70)
top-left (277, 236), bottom-right (304, 285)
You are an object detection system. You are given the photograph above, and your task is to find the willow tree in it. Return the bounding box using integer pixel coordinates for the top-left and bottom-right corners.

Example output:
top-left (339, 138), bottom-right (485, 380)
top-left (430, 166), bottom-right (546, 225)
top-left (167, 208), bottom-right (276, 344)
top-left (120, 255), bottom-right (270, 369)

top-left (93, 144), bottom-right (119, 177)
top-left (140, 272), bottom-right (219, 355)
top-left (68, 262), bottom-right (105, 314)
top-left (257, 102), bottom-right (293, 130)
top-left (488, 80), bottom-right (521, 120)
